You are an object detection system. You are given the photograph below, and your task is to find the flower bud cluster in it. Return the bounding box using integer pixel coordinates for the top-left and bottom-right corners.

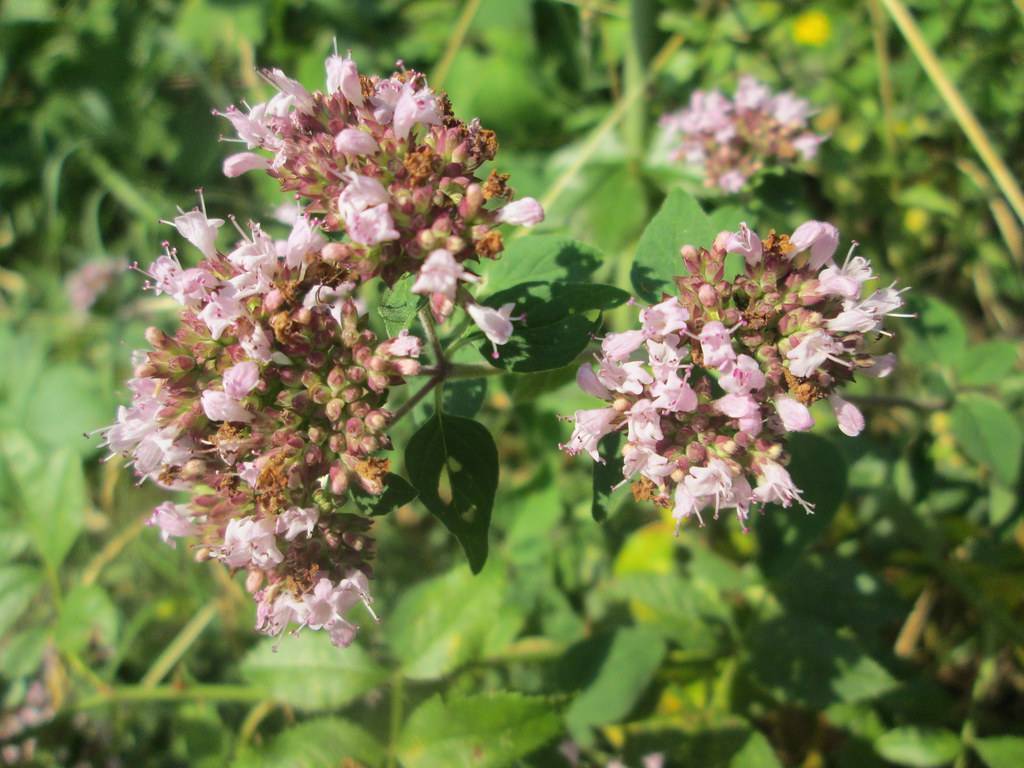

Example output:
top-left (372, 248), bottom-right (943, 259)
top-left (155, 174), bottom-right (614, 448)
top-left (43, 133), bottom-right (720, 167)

top-left (562, 220), bottom-right (906, 530)
top-left (660, 75), bottom-right (827, 193)
top-left (103, 198), bottom-right (422, 647)
top-left (216, 53), bottom-right (543, 305)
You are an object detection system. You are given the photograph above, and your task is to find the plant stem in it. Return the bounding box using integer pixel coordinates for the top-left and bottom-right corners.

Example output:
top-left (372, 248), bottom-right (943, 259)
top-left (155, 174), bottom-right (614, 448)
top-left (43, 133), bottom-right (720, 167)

top-left (140, 601), bottom-right (220, 687)
top-left (389, 375), bottom-right (443, 425)
top-left (844, 393), bottom-right (947, 412)
top-left (74, 684), bottom-right (266, 710)
top-left (431, 0), bottom-right (481, 89)
top-left (418, 308), bottom-right (445, 366)
top-left (386, 672), bottom-right (405, 768)
top-left (878, 0), bottom-right (1024, 225)
top-left (422, 363), bottom-right (504, 380)
top-left (82, 515), bottom-right (147, 587)
top-left (536, 33), bottom-right (685, 217)
top-left (866, 0), bottom-right (898, 177)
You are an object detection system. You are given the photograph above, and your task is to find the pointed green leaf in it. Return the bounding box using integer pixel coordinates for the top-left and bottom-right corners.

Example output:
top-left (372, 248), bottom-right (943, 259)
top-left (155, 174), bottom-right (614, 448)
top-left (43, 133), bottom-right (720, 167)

top-left (631, 188), bottom-right (717, 302)
top-left (874, 727), bottom-right (960, 767)
top-left (231, 718), bottom-right (383, 768)
top-left (387, 565), bottom-right (506, 680)
top-left (405, 413), bottom-right (498, 572)
top-left (950, 393), bottom-right (1023, 486)
top-left (397, 692), bottom-right (561, 768)
top-left (351, 473), bottom-right (418, 517)
top-left (239, 632), bottom-right (387, 712)
top-left (974, 736), bottom-right (1024, 768)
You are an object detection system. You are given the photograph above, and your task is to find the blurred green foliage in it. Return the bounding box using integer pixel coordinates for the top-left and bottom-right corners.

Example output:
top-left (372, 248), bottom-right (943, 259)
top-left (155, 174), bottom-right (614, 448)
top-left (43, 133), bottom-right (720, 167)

top-left (1, 0), bottom-right (1023, 766)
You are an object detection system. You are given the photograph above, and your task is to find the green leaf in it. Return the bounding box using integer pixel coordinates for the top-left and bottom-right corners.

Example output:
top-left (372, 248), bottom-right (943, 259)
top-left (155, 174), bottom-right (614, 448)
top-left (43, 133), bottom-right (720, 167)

top-left (607, 573), bottom-right (730, 655)
top-left (874, 727), bottom-right (961, 767)
top-left (378, 273), bottom-right (426, 336)
top-left (239, 632), bottom-right (387, 712)
top-left (405, 413), bottom-right (498, 572)
top-left (974, 736), bottom-right (1024, 768)
top-left (707, 204), bottom-right (747, 234)
top-left (564, 627), bottom-right (667, 735)
top-left (350, 473), bottom-right (418, 517)
top-left (592, 432), bottom-right (624, 522)
top-left (24, 364), bottom-right (110, 456)
top-left (479, 283), bottom-right (628, 373)
top-left (387, 564), bottom-right (506, 681)
top-left (479, 312), bottom-right (597, 373)
top-left (56, 584), bottom-right (119, 654)
top-left (0, 565), bottom-right (42, 639)
top-left (476, 235), bottom-right (602, 297)
top-left (756, 434), bottom-right (847, 579)
top-left (950, 393), bottom-right (1023, 486)
top-left (397, 692), bottom-right (561, 768)
top-left (748, 616), bottom-right (898, 709)
top-left (25, 448), bottom-right (87, 571)
top-left (474, 237), bottom-right (625, 372)
top-left (730, 731), bottom-right (784, 768)
top-left (953, 340), bottom-right (1019, 388)
top-left (903, 295), bottom-right (967, 369)
top-left (231, 718), bottom-right (383, 768)
top-left (631, 188), bottom-right (717, 303)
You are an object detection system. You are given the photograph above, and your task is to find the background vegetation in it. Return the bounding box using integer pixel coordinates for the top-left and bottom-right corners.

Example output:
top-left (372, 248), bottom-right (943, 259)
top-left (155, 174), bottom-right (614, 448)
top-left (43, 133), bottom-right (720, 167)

top-left (1, 0), bottom-right (1022, 766)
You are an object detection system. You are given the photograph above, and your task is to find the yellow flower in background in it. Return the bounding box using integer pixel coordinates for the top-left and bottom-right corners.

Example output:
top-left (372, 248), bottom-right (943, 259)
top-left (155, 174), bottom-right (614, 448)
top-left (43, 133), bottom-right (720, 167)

top-left (793, 9), bottom-right (832, 47)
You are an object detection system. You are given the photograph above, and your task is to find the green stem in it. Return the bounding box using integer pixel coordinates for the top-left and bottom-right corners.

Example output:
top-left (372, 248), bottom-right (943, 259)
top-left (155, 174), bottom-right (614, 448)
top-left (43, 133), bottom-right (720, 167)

top-left (954, 637), bottom-right (997, 768)
top-left (389, 375), bottom-right (444, 425)
top-left (387, 672), bottom-right (405, 768)
top-left (536, 33), bottom-right (685, 219)
top-left (140, 601), bottom-right (220, 687)
top-left (878, 0), bottom-right (1024, 225)
top-left (844, 394), bottom-right (948, 413)
top-left (73, 684), bottom-right (266, 710)
top-left (423, 363), bottom-right (504, 380)
top-left (430, 0), bottom-right (482, 89)
top-left (623, 0), bottom-right (659, 157)
top-left (418, 308), bottom-right (445, 366)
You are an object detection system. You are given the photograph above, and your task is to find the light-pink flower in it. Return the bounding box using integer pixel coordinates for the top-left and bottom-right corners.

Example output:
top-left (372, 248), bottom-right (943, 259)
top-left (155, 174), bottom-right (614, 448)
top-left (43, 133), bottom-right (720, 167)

top-left (467, 302), bottom-right (518, 358)
top-left (577, 363), bottom-right (611, 399)
top-left (774, 396), bottom-right (814, 432)
top-left (392, 84), bottom-right (442, 140)
top-left (562, 408), bottom-right (620, 461)
top-left (496, 197), bottom-right (545, 227)
top-left (724, 222), bottom-right (762, 265)
top-left (334, 128), bottom-right (380, 156)
top-left (325, 54), bottom-right (363, 106)
top-left (147, 502), bottom-right (198, 547)
top-left (790, 220), bottom-right (839, 270)
top-left (641, 298), bottom-right (690, 337)
top-left (276, 506), bottom-right (319, 541)
top-left (626, 399), bottom-right (663, 445)
top-left (699, 321), bottom-right (736, 369)
top-left (167, 209), bottom-right (224, 260)
top-left (830, 394), bottom-right (865, 437)
top-left (602, 330), bottom-right (646, 362)
top-left (223, 361), bottom-right (260, 400)
top-left (201, 390), bottom-right (252, 423)
top-left (223, 152), bottom-right (271, 177)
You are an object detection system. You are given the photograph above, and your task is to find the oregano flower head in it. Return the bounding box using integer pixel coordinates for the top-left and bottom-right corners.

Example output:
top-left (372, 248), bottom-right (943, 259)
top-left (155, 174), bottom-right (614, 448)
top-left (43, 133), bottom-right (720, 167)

top-left (562, 220), bottom-right (906, 531)
top-left (103, 51), bottom-right (544, 648)
top-left (660, 75), bottom-right (828, 192)
top-left (216, 53), bottom-right (542, 304)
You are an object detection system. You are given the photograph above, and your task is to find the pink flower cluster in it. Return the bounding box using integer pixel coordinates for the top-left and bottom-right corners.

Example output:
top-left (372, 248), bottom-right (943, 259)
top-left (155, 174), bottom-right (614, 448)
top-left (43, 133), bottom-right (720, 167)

top-left (562, 220), bottom-right (905, 530)
top-left (103, 196), bottom-right (423, 647)
top-left (217, 52), bottom-right (543, 301)
top-left (106, 50), bottom-right (548, 648)
top-left (660, 75), bottom-right (827, 193)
